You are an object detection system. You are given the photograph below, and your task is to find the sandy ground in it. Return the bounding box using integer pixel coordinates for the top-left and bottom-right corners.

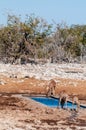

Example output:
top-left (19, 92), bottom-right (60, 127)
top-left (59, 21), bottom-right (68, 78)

top-left (0, 63), bottom-right (86, 130)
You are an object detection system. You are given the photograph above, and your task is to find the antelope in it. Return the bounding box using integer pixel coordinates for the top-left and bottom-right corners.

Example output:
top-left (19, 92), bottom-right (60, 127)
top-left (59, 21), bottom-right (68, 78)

top-left (46, 79), bottom-right (56, 97)
top-left (72, 95), bottom-right (80, 111)
top-left (59, 90), bottom-right (69, 109)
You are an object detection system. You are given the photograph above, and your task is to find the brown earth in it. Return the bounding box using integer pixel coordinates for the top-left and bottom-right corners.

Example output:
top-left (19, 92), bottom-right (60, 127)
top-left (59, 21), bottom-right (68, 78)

top-left (0, 75), bottom-right (86, 102)
top-left (0, 75), bottom-right (86, 129)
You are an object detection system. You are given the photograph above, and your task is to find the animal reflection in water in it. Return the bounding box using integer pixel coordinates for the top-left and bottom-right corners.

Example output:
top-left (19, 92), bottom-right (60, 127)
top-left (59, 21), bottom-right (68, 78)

top-left (46, 79), bottom-right (56, 97)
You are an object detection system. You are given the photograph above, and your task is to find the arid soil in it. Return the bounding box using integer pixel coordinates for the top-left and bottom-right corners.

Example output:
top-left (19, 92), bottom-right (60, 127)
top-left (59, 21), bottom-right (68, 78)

top-left (0, 63), bottom-right (86, 130)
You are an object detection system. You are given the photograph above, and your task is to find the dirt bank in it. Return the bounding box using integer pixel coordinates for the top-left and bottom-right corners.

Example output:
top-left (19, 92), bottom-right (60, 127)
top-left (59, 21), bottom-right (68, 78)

top-left (0, 63), bottom-right (86, 129)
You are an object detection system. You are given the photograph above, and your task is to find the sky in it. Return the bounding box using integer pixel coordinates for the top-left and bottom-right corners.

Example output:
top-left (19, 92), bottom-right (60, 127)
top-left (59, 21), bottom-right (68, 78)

top-left (0, 0), bottom-right (86, 26)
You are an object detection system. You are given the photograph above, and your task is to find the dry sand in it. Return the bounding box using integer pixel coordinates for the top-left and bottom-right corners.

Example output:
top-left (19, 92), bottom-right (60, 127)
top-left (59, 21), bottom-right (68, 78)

top-left (0, 63), bottom-right (86, 130)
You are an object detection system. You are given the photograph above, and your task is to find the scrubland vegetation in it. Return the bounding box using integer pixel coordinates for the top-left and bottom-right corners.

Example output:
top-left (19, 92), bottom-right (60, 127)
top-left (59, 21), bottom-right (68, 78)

top-left (0, 14), bottom-right (86, 64)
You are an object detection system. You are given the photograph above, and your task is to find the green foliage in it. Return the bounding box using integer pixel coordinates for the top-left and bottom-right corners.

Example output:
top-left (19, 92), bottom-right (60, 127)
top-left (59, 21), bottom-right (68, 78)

top-left (0, 14), bottom-right (86, 63)
top-left (0, 14), bottom-right (52, 63)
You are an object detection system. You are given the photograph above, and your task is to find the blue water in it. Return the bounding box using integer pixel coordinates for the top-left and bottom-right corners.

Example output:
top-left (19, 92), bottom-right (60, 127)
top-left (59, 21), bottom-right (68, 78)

top-left (30, 96), bottom-right (86, 109)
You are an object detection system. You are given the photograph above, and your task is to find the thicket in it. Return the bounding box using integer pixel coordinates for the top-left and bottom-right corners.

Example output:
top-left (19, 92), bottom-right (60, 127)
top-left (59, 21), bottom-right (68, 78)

top-left (0, 14), bottom-right (86, 64)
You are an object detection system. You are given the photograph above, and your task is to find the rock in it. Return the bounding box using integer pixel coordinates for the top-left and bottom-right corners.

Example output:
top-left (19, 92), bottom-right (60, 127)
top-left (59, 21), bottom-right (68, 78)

top-left (0, 80), bottom-right (6, 85)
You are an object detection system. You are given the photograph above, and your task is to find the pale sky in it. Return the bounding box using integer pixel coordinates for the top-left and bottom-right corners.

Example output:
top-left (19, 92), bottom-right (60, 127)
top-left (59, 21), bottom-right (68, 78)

top-left (0, 0), bottom-right (86, 26)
